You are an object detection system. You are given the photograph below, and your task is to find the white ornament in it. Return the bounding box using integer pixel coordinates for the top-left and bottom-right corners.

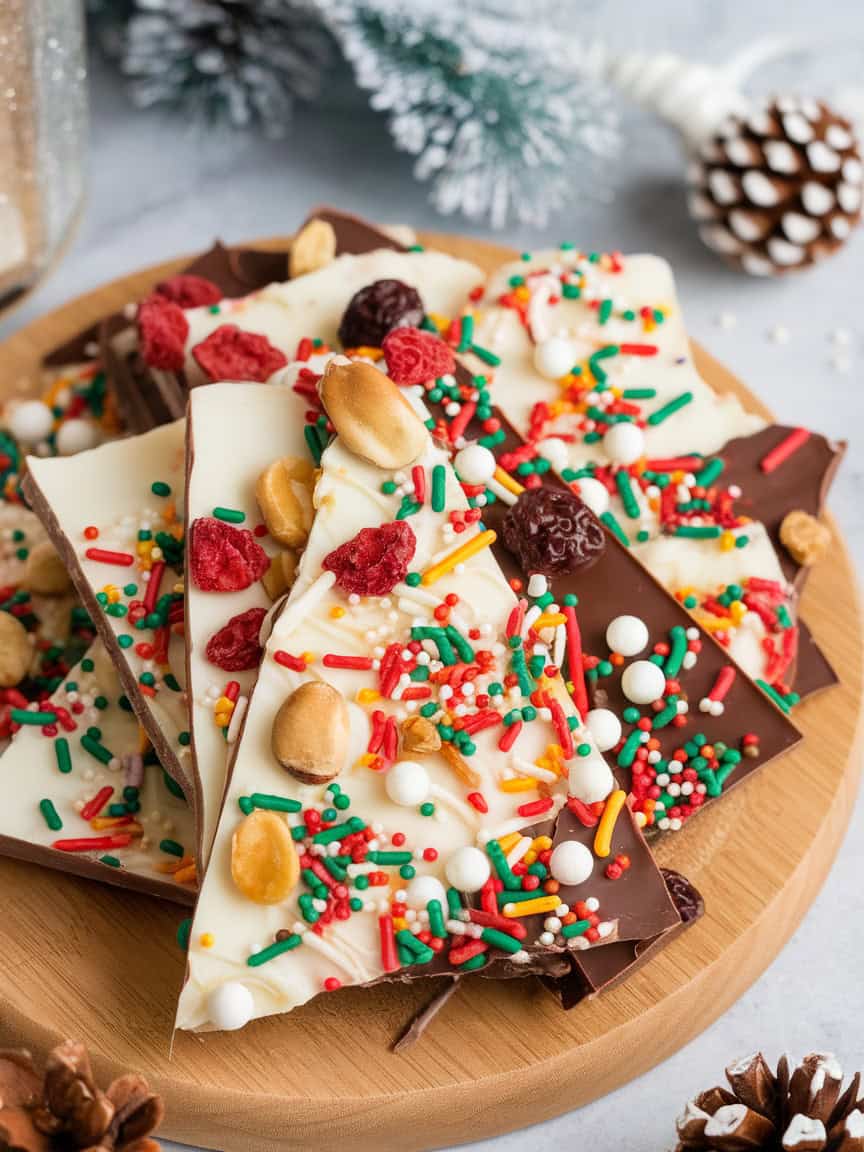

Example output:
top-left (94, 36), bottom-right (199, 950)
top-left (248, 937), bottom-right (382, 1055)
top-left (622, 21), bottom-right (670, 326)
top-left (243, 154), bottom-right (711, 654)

top-left (574, 476), bottom-right (610, 517)
top-left (385, 760), bottom-right (431, 807)
top-left (568, 756), bottom-right (615, 804)
top-left (535, 436), bottom-right (569, 471)
top-left (208, 982), bottom-right (254, 1031)
top-left (8, 400), bottom-right (53, 445)
top-left (603, 422), bottom-right (644, 466)
top-left (454, 443), bottom-right (496, 486)
top-left (621, 659), bottom-right (667, 705)
top-left (549, 840), bottom-right (594, 886)
top-left (605, 614), bottom-right (649, 657)
top-left (55, 418), bottom-right (98, 456)
top-left (586, 708), bottom-right (622, 752)
top-left (801, 182), bottom-right (834, 217)
top-left (533, 336), bottom-right (576, 381)
top-left (405, 874), bottom-right (448, 909)
top-left (445, 846), bottom-right (490, 892)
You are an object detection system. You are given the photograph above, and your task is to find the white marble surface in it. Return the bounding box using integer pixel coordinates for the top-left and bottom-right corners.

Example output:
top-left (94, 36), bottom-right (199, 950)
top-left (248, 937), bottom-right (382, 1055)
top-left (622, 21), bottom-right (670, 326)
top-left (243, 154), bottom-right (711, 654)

top-left (2, 3), bottom-right (863, 1147)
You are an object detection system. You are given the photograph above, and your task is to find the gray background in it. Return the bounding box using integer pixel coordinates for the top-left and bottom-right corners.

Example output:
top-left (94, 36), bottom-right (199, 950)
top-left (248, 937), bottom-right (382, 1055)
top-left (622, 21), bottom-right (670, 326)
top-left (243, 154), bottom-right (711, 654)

top-left (2, 2), bottom-right (863, 1147)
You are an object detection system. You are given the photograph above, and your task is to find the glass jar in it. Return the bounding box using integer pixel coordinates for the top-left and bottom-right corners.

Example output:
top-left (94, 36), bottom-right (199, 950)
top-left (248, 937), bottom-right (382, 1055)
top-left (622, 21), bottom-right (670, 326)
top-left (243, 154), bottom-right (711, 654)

top-left (0, 0), bottom-right (87, 311)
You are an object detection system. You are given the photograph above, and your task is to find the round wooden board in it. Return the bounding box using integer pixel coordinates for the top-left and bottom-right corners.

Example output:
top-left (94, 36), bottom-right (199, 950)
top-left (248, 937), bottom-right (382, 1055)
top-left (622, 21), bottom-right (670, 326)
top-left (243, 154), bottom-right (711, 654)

top-left (0, 234), bottom-right (861, 1152)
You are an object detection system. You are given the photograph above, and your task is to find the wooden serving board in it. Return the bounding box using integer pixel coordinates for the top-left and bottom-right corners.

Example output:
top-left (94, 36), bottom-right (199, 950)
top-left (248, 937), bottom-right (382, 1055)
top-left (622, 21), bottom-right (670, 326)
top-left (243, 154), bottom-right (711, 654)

top-left (0, 234), bottom-right (861, 1152)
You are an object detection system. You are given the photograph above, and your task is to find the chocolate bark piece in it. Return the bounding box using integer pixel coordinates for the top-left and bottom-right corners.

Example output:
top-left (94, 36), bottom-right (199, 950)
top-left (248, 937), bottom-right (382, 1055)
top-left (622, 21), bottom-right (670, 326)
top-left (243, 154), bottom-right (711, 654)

top-left (548, 869), bottom-right (704, 1008)
top-left (0, 641), bottom-right (196, 905)
top-left (439, 385), bottom-right (802, 836)
top-left (22, 423), bottom-right (192, 798)
top-left (721, 424), bottom-right (845, 590)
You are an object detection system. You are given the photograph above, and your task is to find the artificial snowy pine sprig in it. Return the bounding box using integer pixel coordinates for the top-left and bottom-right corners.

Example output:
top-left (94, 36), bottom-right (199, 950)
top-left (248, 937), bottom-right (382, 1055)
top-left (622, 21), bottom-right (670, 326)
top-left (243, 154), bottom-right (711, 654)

top-left (88, 0), bottom-right (329, 136)
top-left (319, 0), bottom-right (619, 228)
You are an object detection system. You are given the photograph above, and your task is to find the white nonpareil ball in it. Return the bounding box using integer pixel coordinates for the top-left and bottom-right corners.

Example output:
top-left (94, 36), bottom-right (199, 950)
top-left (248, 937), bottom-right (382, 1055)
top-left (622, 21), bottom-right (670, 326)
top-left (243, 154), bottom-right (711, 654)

top-left (549, 840), bottom-right (594, 886)
top-left (585, 707), bottom-right (622, 752)
top-left (574, 476), bottom-right (610, 517)
top-left (55, 418), bottom-right (98, 456)
top-left (454, 443), bottom-right (496, 486)
top-left (568, 756), bottom-right (615, 804)
top-left (606, 614), bottom-right (649, 657)
top-left (535, 436), bottom-right (569, 472)
top-left (405, 874), bottom-right (448, 909)
top-left (385, 760), bottom-right (431, 807)
top-left (603, 422), bottom-right (645, 465)
top-left (621, 659), bottom-right (666, 705)
top-left (445, 845), bottom-right (490, 892)
top-left (208, 981), bottom-right (254, 1031)
top-left (8, 400), bottom-right (53, 446)
top-left (533, 336), bottom-right (576, 380)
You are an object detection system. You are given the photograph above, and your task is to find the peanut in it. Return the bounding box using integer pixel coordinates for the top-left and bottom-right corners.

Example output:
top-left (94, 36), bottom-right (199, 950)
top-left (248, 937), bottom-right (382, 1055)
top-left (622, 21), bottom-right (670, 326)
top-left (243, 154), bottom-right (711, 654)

top-left (289, 218), bottom-right (337, 279)
top-left (261, 550), bottom-right (299, 601)
top-left (400, 715), bottom-right (441, 755)
top-left (319, 360), bottom-right (428, 470)
top-left (780, 509), bottom-right (831, 567)
top-left (0, 611), bottom-right (31, 687)
top-left (23, 540), bottom-right (72, 596)
top-left (255, 456), bottom-right (315, 549)
top-left (272, 680), bottom-right (349, 783)
top-left (231, 809), bottom-right (299, 905)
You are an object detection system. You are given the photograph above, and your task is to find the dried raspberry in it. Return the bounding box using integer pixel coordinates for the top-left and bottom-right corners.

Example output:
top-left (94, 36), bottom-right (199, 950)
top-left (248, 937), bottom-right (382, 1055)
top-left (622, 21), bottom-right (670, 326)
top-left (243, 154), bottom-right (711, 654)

top-left (156, 273), bottom-right (223, 309)
top-left (205, 607), bottom-right (267, 670)
top-left (189, 517), bottom-right (270, 592)
top-left (502, 487), bottom-right (605, 576)
top-left (338, 280), bottom-right (424, 349)
top-left (137, 295), bottom-right (189, 371)
top-left (191, 324), bottom-right (288, 383)
top-left (382, 327), bottom-right (455, 385)
top-left (323, 521), bottom-right (416, 596)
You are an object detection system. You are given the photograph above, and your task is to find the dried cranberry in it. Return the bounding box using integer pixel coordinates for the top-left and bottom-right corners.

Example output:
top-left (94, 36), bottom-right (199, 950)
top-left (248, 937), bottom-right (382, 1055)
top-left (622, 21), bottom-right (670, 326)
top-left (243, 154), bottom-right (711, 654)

top-left (323, 521), bottom-right (416, 596)
top-left (137, 295), bottom-right (189, 371)
top-left (338, 280), bottom-right (424, 349)
top-left (189, 517), bottom-right (270, 592)
top-left (205, 607), bottom-right (267, 670)
top-left (191, 324), bottom-right (288, 383)
top-left (382, 327), bottom-right (455, 386)
top-left (660, 869), bottom-right (704, 923)
top-left (155, 273), bottom-right (223, 309)
top-left (502, 487), bottom-right (605, 576)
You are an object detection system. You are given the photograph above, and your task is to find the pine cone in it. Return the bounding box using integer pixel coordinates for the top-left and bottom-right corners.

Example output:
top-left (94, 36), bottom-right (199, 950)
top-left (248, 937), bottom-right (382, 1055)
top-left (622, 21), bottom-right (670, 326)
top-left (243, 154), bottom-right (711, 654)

top-left (688, 97), bottom-right (863, 275)
top-left (675, 1052), bottom-right (864, 1151)
top-left (0, 1041), bottom-right (162, 1152)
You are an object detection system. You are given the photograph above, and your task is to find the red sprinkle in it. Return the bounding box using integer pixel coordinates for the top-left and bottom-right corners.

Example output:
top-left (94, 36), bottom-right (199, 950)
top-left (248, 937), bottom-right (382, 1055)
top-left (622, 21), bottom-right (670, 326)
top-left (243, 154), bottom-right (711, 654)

top-left (85, 548), bottom-right (134, 567)
top-left (53, 834), bottom-right (132, 853)
top-left (80, 786), bottom-right (114, 822)
top-left (517, 797), bottom-right (554, 818)
top-left (760, 427), bottom-right (810, 474)
top-left (274, 651), bottom-right (307, 672)
top-left (466, 791), bottom-right (488, 813)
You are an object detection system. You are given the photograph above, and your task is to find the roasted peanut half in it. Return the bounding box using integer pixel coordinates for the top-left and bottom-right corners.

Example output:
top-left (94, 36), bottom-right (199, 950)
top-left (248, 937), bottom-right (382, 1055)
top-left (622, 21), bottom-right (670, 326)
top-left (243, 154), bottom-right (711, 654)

top-left (231, 809), bottom-right (299, 904)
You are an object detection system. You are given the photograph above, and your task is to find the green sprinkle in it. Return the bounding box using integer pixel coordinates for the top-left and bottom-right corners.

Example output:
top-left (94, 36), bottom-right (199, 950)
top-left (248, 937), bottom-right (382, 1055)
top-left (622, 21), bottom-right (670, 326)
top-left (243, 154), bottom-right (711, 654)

top-left (428, 899), bottom-right (446, 938)
top-left (247, 935), bottom-right (302, 967)
top-left (248, 792), bottom-right (303, 813)
top-left (481, 927), bottom-right (522, 954)
top-left (213, 506), bottom-right (245, 524)
top-left (757, 678), bottom-right (791, 714)
top-left (405, 571), bottom-right (422, 587)
top-left (159, 838), bottom-right (184, 857)
top-left (674, 525), bottom-right (722, 539)
top-left (151, 481), bottom-right (171, 497)
top-left (446, 887), bottom-right (463, 917)
top-left (10, 708), bottom-right (56, 726)
top-left (431, 464), bottom-right (447, 512)
top-left (100, 855), bottom-right (121, 868)
top-left (419, 802), bottom-right (435, 818)
top-left (469, 343), bottom-right (501, 367)
top-left (598, 298), bottom-right (613, 326)
top-left (457, 313), bottom-right (474, 352)
top-left (39, 799), bottom-right (62, 831)
top-left (80, 734), bottom-right (114, 765)
top-left (366, 850), bottom-right (412, 865)
top-left (600, 510), bottom-right (630, 547)
top-left (647, 392), bottom-right (693, 426)
top-left (617, 729), bottom-right (644, 769)
top-left (54, 737), bottom-right (72, 775)
top-left (664, 625), bottom-right (688, 678)
top-left (693, 457), bottom-right (724, 487)
top-left (304, 423), bottom-right (323, 465)
top-left (621, 388), bottom-right (657, 400)
top-left (561, 918), bottom-right (592, 939)
top-left (615, 470), bottom-right (641, 519)
top-left (177, 918), bottom-right (192, 951)
top-left (459, 953), bottom-right (487, 971)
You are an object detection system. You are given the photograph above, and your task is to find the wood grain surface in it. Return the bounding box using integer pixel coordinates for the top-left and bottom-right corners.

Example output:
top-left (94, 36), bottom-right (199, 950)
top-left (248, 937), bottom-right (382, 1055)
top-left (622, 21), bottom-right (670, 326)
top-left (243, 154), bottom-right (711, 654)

top-left (0, 234), bottom-right (860, 1152)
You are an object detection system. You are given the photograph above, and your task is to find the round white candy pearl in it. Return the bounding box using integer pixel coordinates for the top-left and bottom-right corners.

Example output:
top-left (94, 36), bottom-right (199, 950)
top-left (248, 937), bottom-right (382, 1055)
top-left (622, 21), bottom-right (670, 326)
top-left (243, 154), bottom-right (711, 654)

top-left (405, 874), bottom-right (448, 909)
top-left (568, 757), bottom-right (615, 804)
top-left (549, 840), bottom-right (594, 886)
top-left (574, 476), bottom-right (610, 517)
top-left (208, 982), bottom-right (254, 1031)
top-left (454, 443), bottom-right (496, 486)
top-left (585, 707), bottom-right (622, 752)
top-left (385, 760), bottom-right (430, 807)
top-left (535, 436), bottom-right (569, 471)
top-left (533, 336), bottom-right (575, 380)
top-left (445, 846), bottom-right (490, 892)
top-left (621, 659), bottom-right (666, 705)
top-left (603, 422), bottom-right (645, 465)
top-left (55, 418), bottom-right (98, 456)
top-left (9, 400), bottom-right (53, 445)
top-left (606, 614), bottom-right (649, 657)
